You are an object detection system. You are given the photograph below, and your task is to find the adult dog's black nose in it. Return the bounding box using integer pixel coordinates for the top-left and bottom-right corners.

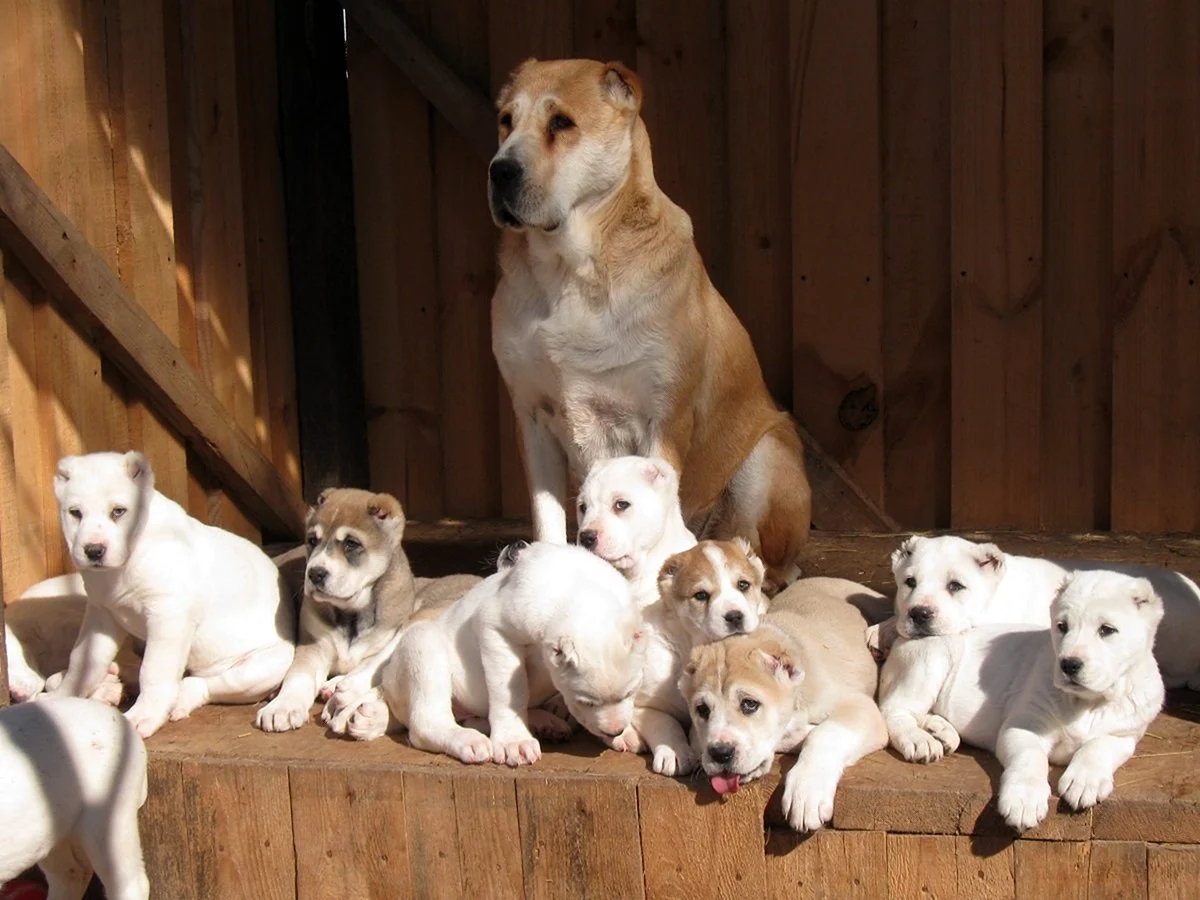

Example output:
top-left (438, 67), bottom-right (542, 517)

top-left (84, 543), bottom-right (106, 563)
top-left (1060, 657), bottom-right (1084, 677)
top-left (489, 158), bottom-right (523, 193)
top-left (578, 530), bottom-right (598, 550)
top-left (724, 610), bottom-right (745, 633)
top-left (308, 566), bottom-right (329, 588)
top-left (498, 540), bottom-right (529, 569)
top-left (708, 742), bottom-right (736, 765)
top-left (907, 606), bottom-right (934, 627)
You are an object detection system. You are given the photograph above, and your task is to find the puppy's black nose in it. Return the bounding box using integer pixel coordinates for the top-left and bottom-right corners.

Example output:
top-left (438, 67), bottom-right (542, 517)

top-left (308, 566), bottom-right (329, 588)
top-left (83, 543), bottom-right (106, 563)
top-left (498, 540), bottom-right (529, 569)
top-left (708, 742), bottom-right (736, 765)
top-left (578, 530), bottom-right (598, 550)
top-left (489, 158), bottom-right (522, 192)
top-left (1060, 657), bottom-right (1084, 677)
top-left (907, 606), bottom-right (934, 626)
top-left (724, 610), bottom-right (745, 632)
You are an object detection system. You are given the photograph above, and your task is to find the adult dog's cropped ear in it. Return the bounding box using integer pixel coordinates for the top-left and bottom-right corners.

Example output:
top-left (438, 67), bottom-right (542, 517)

top-left (124, 451), bottom-right (154, 492)
top-left (368, 492), bottom-right (406, 536)
top-left (54, 456), bottom-right (77, 501)
top-left (496, 57), bottom-right (537, 109)
top-left (602, 61), bottom-right (642, 112)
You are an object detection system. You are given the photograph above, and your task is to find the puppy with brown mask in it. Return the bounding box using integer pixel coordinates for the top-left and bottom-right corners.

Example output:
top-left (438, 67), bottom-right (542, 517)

top-left (256, 488), bottom-right (417, 732)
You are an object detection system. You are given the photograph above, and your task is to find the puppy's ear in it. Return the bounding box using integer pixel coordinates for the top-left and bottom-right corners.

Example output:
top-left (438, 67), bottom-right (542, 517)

top-left (548, 635), bottom-right (578, 670)
top-left (755, 641), bottom-right (804, 688)
top-left (734, 538), bottom-right (767, 583)
top-left (496, 57), bottom-right (536, 109)
top-left (124, 452), bottom-right (154, 491)
top-left (630, 627), bottom-right (647, 652)
top-left (54, 456), bottom-right (77, 500)
top-left (602, 61), bottom-right (642, 113)
top-left (891, 535), bottom-right (920, 573)
top-left (1054, 572), bottom-right (1075, 599)
top-left (658, 552), bottom-right (685, 595)
top-left (1130, 578), bottom-right (1165, 626)
top-left (973, 542), bottom-right (1005, 575)
top-left (368, 493), bottom-right (406, 535)
top-left (640, 456), bottom-right (679, 492)
top-left (314, 487), bottom-right (337, 509)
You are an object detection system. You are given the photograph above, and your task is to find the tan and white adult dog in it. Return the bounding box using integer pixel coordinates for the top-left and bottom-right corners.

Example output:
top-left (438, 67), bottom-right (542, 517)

top-left (0, 697), bottom-right (149, 899)
top-left (879, 534), bottom-right (1200, 687)
top-left (488, 58), bottom-right (811, 593)
top-left (48, 451), bottom-right (296, 737)
top-left (879, 571), bottom-right (1165, 832)
top-left (680, 578), bottom-right (887, 832)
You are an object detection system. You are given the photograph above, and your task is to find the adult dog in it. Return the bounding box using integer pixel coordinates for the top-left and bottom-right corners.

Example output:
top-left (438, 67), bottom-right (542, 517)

top-left (488, 58), bottom-right (811, 593)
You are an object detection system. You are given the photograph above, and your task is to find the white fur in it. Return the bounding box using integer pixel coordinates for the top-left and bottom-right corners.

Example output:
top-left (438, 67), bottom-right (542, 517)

top-left (48, 452), bottom-right (296, 737)
top-left (0, 697), bottom-right (149, 899)
top-left (879, 570), bottom-right (1165, 831)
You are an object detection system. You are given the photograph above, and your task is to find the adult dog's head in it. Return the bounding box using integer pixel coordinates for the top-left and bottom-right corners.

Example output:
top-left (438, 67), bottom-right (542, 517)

top-left (576, 456), bottom-right (682, 574)
top-left (890, 535), bottom-right (1008, 638)
top-left (488, 58), bottom-right (643, 233)
top-left (54, 451), bottom-right (155, 571)
top-left (304, 488), bottom-right (406, 611)
top-left (1050, 570), bottom-right (1164, 700)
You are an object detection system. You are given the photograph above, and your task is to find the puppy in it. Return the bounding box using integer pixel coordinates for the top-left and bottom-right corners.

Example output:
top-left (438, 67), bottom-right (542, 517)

top-left (576, 455), bottom-right (697, 606)
top-left (340, 542), bottom-right (645, 766)
top-left (880, 534), bottom-right (1200, 687)
top-left (489, 58), bottom-right (811, 593)
top-left (879, 571), bottom-right (1164, 831)
top-left (48, 451), bottom-right (296, 737)
top-left (0, 697), bottom-right (149, 899)
top-left (257, 489), bottom-right (417, 732)
top-left (681, 577), bottom-right (887, 832)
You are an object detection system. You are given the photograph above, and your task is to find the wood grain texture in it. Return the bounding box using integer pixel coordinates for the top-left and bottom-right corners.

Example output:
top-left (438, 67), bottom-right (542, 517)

top-left (953, 836), bottom-right (1014, 900)
top-left (454, 775), bottom-right (523, 900)
top-left (1014, 841), bottom-right (1089, 900)
top-left (572, 0), bottom-right (637, 66)
top-left (1087, 840), bottom-right (1148, 900)
top-left (764, 828), bottom-right (887, 899)
top-left (791, 0), bottom-right (886, 505)
top-left (1147, 844), bottom-right (1200, 900)
top-left (403, 771), bottom-right (463, 900)
top-left (887, 834), bottom-right (960, 899)
top-left (139, 758), bottom-right (197, 900)
top-left (949, 0), bottom-right (1043, 528)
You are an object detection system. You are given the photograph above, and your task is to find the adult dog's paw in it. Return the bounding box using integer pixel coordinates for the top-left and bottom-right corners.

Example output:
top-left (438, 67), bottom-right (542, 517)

top-left (1058, 761), bottom-right (1114, 811)
top-left (922, 714), bottom-right (961, 755)
top-left (894, 727), bottom-right (945, 764)
top-left (782, 763), bottom-right (839, 832)
top-left (998, 774), bottom-right (1050, 832)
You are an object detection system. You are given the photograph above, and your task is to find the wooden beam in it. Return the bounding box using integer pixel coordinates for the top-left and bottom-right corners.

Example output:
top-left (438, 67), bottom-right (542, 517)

top-left (340, 0), bottom-right (497, 165)
top-left (0, 142), bottom-right (306, 538)
top-left (797, 422), bottom-right (898, 532)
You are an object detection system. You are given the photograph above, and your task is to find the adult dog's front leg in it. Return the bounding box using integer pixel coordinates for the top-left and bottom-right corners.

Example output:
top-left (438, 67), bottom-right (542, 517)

top-left (49, 604), bottom-right (125, 700)
top-left (124, 618), bottom-right (192, 738)
top-left (519, 413), bottom-right (569, 544)
top-left (479, 630), bottom-right (539, 766)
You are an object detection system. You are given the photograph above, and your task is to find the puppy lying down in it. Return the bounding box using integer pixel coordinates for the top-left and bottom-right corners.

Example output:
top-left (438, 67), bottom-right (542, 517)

top-left (879, 571), bottom-right (1164, 831)
top-left (0, 697), bottom-right (149, 900)
top-left (681, 577), bottom-right (887, 832)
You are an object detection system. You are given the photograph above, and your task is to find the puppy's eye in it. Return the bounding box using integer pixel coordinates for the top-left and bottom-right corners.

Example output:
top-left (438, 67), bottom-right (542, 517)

top-left (695, 702), bottom-right (710, 721)
top-left (947, 580), bottom-right (965, 594)
top-left (577, 698), bottom-right (597, 709)
top-left (110, 506), bottom-right (127, 521)
top-left (578, 502), bottom-right (588, 516)
top-left (736, 579), bottom-right (751, 593)
top-left (613, 499), bottom-right (631, 513)
top-left (693, 590), bottom-right (710, 603)
top-left (306, 534), bottom-right (320, 550)
top-left (740, 698), bottom-right (761, 715)
top-left (343, 537), bottom-right (362, 554)
top-left (68, 507), bottom-right (83, 521)
top-left (1099, 624), bottom-right (1117, 638)
top-left (499, 111), bottom-right (513, 129)
top-left (1056, 621), bottom-right (1069, 634)
top-left (549, 113), bottom-right (574, 135)
top-left (904, 576), bottom-right (917, 589)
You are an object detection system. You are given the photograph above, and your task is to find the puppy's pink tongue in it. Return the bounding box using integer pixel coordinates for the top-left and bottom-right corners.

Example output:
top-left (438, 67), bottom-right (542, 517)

top-left (711, 773), bottom-right (741, 795)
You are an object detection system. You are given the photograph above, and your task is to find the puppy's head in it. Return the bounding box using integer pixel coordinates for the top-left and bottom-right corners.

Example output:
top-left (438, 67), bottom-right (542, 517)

top-left (658, 539), bottom-right (768, 641)
top-left (488, 58), bottom-right (642, 233)
top-left (890, 535), bottom-right (1006, 638)
top-left (679, 633), bottom-right (804, 795)
top-left (54, 451), bottom-right (154, 570)
top-left (304, 488), bottom-right (406, 610)
top-left (1050, 571), bottom-right (1164, 699)
top-left (576, 456), bottom-right (682, 574)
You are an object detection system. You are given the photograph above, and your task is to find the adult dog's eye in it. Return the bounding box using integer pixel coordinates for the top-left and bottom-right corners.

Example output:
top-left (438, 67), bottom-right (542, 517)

top-left (306, 534), bottom-right (320, 550)
top-left (1056, 621), bottom-right (1069, 634)
top-left (904, 576), bottom-right (917, 589)
top-left (947, 580), bottom-right (965, 594)
top-left (68, 507), bottom-right (83, 521)
top-left (736, 579), bottom-right (751, 592)
top-left (343, 537), bottom-right (362, 553)
top-left (549, 113), bottom-right (574, 134)
top-left (613, 499), bottom-right (630, 513)
top-left (695, 702), bottom-right (710, 721)
top-left (693, 590), bottom-right (710, 602)
top-left (110, 506), bottom-right (127, 521)
top-left (499, 111), bottom-right (513, 129)
top-left (740, 698), bottom-right (760, 715)
top-left (1099, 624), bottom-right (1117, 638)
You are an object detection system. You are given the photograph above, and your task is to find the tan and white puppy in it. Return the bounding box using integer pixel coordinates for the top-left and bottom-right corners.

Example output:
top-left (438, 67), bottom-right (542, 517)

top-left (340, 542), bottom-right (646, 766)
top-left (680, 578), bottom-right (887, 832)
top-left (489, 58), bottom-right (811, 593)
top-left (879, 571), bottom-right (1164, 832)
top-left (257, 489), bottom-right (417, 732)
top-left (878, 534), bottom-right (1200, 687)
top-left (0, 697), bottom-right (149, 899)
top-left (48, 451), bottom-right (296, 737)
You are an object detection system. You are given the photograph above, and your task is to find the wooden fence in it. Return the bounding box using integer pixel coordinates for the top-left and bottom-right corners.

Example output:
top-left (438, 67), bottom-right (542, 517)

top-left (348, 0), bottom-right (1200, 534)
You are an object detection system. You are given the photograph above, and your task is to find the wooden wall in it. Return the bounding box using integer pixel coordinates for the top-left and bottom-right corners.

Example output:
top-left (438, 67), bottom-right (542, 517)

top-left (348, 0), bottom-right (1200, 534)
top-left (0, 0), bottom-right (300, 601)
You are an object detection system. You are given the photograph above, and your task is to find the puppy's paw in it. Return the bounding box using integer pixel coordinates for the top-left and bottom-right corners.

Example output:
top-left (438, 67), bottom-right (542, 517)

top-left (168, 677), bottom-right (209, 722)
top-left (527, 708), bottom-right (572, 742)
top-left (492, 733), bottom-right (541, 767)
top-left (864, 624), bottom-right (888, 664)
top-left (124, 705), bottom-right (169, 739)
top-left (1058, 761), bottom-right (1114, 811)
top-left (317, 675), bottom-right (344, 702)
top-left (256, 695), bottom-right (311, 732)
top-left (87, 670), bottom-right (126, 707)
top-left (8, 670), bottom-right (46, 703)
top-left (323, 684), bottom-right (379, 734)
top-left (922, 714), bottom-right (961, 755)
top-left (447, 729), bottom-right (493, 765)
top-left (610, 725), bottom-right (644, 754)
top-left (652, 741), bottom-right (698, 777)
top-left (346, 700), bottom-right (390, 742)
top-left (998, 775), bottom-right (1050, 832)
top-left (541, 693), bottom-right (571, 722)
top-left (893, 727), bottom-right (945, 764)
top-left (42, 670), bottom-right (66, 693)
top-left (782, 763), bottom-right (840, 832)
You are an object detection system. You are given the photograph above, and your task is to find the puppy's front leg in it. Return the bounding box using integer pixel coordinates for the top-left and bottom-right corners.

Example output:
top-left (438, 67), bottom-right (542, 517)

top-left (877, 643), bottom-right (955, 763)
top-left (996, 724), bottom-right (1053, 831)
top-left (479, 630), bottom-right (540, 766)
top-left (1058, 733), bottom-right (1137, 812)
top-left (124, 617), bottom-right (192, 738)
top-left (633, 707), bottom-right (697, 776)
top-left (257, 642), bottom-right (333, 732)
top-left (50, 604), bottom-right (125, 699)
top-left (519, 413), bottom-right (569, 544)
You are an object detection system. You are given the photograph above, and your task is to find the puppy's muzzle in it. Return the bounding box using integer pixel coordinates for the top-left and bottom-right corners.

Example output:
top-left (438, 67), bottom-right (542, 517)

top-left (498, 540), bottom-right (529, 569)
top-left (707, 742), bottom-right (736, 766)
top-left (84, 542), bottom-right (107, 564)
top-left (1059, 657), bottom-right (1084, 678)
top-left (724, 610), bottom-right (745, 634)
top-left (308, 566), bottom-right (329, 589)
top-left (577, 530), bottom-right (598, 551)
top-left (907, 605), bottom-right (935, 635)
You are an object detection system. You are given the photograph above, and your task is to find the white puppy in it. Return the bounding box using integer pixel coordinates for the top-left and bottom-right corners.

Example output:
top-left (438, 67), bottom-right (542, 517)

top-left (882, 534), bottom-right (1200, 687)
top-left (879, 570), bottom-right (1164, 831)
top-left (48, 451), bottom-right (296, 737)
top-left (575, 456), bottom-right (698, 607)
top-left (0, 697), bottom-right (149, 899)
top-left (339, 542), bottom-right (646, 766)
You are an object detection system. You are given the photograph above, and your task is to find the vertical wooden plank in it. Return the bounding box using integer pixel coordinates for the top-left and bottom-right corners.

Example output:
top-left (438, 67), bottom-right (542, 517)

top-left (1088, 841), bottom-right (1148, 900)
top-left (181, 760), bottom-right (296, 900)
top-left (517, 777), bottom-right (645, 900)
top-left (639, 781), bottom-right (766, 898)
top-left (403, 772), bottom-right (463, 900)
top-left (949, 0), bottom-right (1044, 528)
top-left (954, 836), bottom-right (1015, 900)
top-left (454, 776), bottom-right (523, 900)
top-left (887, 835), bottom-right (959, 899)
top-left (635, 0), bottom-right (728, 292)
top-left (765, 828), bottom-right (887, 899)
top-left (1147, 844), bottom-right (1200, 900)
top-left (726, 0), bottom-right (792, 406)
top-left (347, 5), bottom-right (445, 519)
top-left (1111, 0), bottom-right (1200, 532)
top-left (432, 0), bottom-right (501, 519)
top-left (791, 0), bottom-right (886, 505)
top-left (1041, 0), bottom-right (1114, 530)
top-left (881, 0), bottom-right (952, 529)
top-left (140, 758), bottom-right (197, 900)
top-left (573, 0), bottom-right (637, 66)
top-left (1014, 841), bottom-right (1089, 900)
top-left (290, 766), bottom-right (412, 900)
